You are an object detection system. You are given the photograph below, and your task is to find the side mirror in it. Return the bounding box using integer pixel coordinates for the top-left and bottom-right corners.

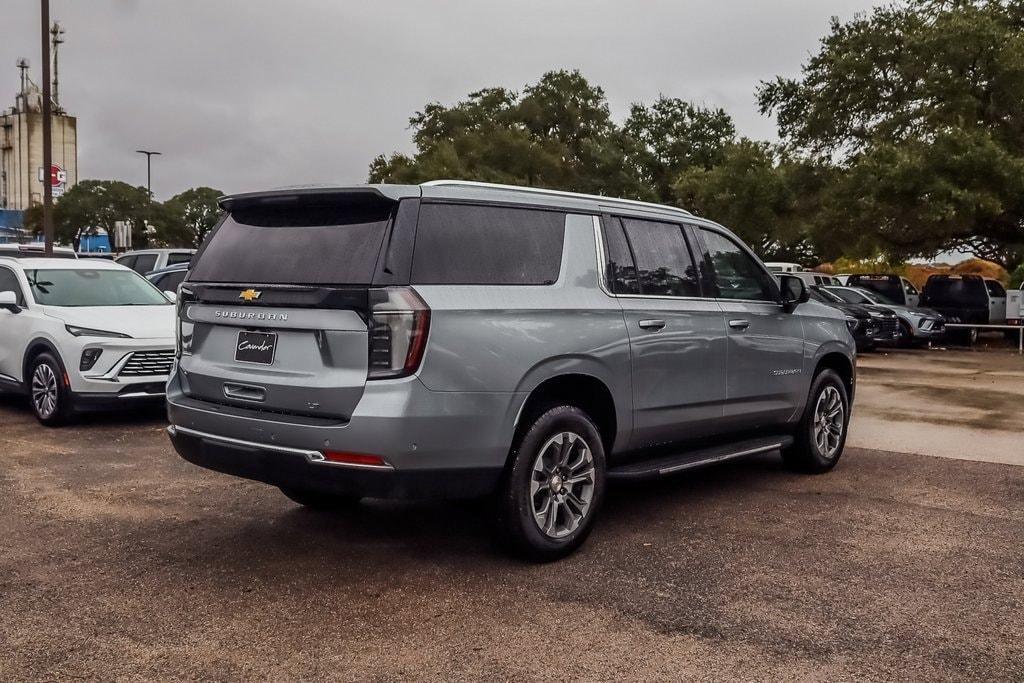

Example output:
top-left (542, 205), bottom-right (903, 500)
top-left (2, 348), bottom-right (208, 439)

top-left (0, 290), bottom-right (21, 313)
top-left (779, 275), bottom-right (809, 310)
top-left (164, 290), bottom-right (177, 302)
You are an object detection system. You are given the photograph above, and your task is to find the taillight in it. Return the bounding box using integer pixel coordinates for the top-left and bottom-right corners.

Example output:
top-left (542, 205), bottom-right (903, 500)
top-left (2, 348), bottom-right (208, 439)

top-left (367, 287), bottom-right (430, 379)
top-left (176, 287), bottom-right (195, 359)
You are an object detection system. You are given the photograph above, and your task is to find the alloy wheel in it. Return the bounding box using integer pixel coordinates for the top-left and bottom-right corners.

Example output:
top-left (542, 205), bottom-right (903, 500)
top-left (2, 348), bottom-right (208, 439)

top-left (813, 385), bottom-right (844, 458)
top-left (31, 363), bottom-right (59, 419)
top-left (530, 431), bottom-right (596, 539)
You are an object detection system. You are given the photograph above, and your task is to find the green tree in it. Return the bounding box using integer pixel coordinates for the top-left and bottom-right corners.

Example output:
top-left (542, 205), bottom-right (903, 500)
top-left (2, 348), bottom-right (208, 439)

top-left (23, 179), bottom-right (152, 250)
top-left (624, 97), bottom-right (736, 202)
top-left (153, 187), bottom-right (223, 248)
top-left (758, 0), bottom-right (1024, 270)
top-left (369, 70), bottom-right (650, 199)
top-left (673, 140), bottom-right (828, 263)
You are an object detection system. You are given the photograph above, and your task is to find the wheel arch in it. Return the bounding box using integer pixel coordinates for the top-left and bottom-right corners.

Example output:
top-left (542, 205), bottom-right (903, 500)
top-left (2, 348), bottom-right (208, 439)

top-left (512, 373), bottom-right (620, 458)
top-left (22, 337), bottom-right (66, 387)
top-left (813, 350), bottom-right (855, 403)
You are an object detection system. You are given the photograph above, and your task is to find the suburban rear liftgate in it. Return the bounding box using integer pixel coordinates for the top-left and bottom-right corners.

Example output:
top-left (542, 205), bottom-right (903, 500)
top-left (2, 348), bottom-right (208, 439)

top-left (175, 187), bottom-right (421, 421)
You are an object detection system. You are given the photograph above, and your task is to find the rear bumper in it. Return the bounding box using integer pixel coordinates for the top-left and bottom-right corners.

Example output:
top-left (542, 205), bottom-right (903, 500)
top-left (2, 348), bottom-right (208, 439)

top-left (167, 425), bottom-right (501, 499)
top-left (166, 372), bottom-right (522, 499)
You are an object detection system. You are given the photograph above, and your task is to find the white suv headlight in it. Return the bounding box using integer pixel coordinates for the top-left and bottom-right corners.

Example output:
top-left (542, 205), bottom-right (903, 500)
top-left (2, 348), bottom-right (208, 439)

top-left (65, 324), bottom-right (132, 339)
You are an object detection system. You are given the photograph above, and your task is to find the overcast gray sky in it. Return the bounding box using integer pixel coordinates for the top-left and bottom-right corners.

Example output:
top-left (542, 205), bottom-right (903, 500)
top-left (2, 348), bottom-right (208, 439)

top-left (3, 0), bottom-right (879, 200)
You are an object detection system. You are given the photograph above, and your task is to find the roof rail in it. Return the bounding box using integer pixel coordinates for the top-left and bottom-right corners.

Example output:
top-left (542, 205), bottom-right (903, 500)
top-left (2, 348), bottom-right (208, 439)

top-left (421, 180), bottom-right (692, 216)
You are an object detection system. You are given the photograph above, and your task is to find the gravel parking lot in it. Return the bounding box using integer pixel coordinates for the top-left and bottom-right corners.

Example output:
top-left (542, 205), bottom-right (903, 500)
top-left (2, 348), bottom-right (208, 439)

top-left (1, 348), bottom-right (1022, 681)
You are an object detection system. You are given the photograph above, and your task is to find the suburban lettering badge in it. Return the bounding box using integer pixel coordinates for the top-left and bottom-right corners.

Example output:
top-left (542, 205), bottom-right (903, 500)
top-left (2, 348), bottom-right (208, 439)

top-left (214, 310), bottom-right (288, 321)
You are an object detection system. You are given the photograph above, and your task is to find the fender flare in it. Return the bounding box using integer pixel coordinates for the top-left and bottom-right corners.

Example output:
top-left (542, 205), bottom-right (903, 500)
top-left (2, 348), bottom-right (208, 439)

top-left (22, 337), bottom-right (66, 387)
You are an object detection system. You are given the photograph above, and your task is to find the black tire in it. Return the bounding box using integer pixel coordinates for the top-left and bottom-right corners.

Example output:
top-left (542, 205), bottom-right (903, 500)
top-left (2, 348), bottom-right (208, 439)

top-left (782, 369), bottom-right (850, 474)
top-left (28, 352), bottom-right (73, 426)
top-left (496, 405), bottom-right (606, 562)
top-left (279, 487), bottom-right (362, 511)
top-left (952, 327), bottom-right (977, 346)
top-left (898, 320), bottom-right (915, 348)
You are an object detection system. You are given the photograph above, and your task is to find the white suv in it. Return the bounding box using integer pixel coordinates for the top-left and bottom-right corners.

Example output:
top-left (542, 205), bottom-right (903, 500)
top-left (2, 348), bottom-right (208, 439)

top-left (0, 258), bottom-right (176, 425)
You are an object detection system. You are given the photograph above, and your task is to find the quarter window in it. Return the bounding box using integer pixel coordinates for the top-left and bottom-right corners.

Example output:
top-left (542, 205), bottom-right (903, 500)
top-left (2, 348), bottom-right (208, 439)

top-left (619, 218), bottom-right (700, 297)
top-left (699, 229), bottom-right (777, 302)
top-left (411, 204), bottom-right (565, 285)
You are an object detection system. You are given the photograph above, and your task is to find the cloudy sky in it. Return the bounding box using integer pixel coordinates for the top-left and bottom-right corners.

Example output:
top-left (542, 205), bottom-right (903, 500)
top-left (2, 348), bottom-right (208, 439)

top-left (3, 0), bottom-right (879, 201)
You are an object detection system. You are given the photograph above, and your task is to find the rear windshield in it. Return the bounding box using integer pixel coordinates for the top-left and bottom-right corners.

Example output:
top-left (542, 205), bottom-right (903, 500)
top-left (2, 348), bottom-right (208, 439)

top-left (189, 200), bottom-right (391, 285)
top-left (924, 278), bottom-right (987, 306)
top-left (849, 276), bottom-right (901, 301)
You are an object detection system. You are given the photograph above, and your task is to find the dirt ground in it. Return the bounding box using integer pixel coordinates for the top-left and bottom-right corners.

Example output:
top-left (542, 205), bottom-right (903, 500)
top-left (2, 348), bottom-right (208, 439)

top-left (851, 345), bottom-right (1024, 465)
top-left (1, 348), bottom-right (1022, 681)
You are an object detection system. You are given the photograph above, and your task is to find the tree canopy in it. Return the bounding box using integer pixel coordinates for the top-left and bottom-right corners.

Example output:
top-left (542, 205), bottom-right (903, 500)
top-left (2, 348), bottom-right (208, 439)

top-left (23, 180), bottom-right (223, 250)
top-left (24, 179), bottom-right (152, 250)
top-left (151, 187), bottom-right (224, 249)
top-left (758, 0), bottom-right (1024, 269)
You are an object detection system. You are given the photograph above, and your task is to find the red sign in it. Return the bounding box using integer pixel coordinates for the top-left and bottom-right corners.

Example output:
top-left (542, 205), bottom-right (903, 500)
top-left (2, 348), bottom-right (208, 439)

top-left (50, 164), bottom-right (66, 187)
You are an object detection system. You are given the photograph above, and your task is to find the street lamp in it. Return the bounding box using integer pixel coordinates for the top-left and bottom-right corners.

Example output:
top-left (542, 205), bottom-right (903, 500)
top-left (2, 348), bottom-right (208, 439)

top-left (135, 149), bottom-right (161, 198)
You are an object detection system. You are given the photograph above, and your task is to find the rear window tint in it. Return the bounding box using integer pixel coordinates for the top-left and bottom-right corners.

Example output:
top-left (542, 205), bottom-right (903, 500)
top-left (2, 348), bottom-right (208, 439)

top-left (411, 204), bottom-right (565, 285)
top-left (166, 252), bottom-right (192, 265)
top-left (133, 254), bottom-right (158, 274)
top-left (849, 276), bottom-right (902, 302)
top-left (923, 278), bottom-right (988, 306)
top-left (621, 218), bottom-right (700, 297)
top-left (189, 201), bottom-right (391, 285)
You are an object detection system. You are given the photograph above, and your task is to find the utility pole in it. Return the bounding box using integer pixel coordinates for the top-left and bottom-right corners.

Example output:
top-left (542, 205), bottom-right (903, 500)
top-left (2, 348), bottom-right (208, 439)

top-left (40, 0), bottom-right (54, 255)
top-left (51, 22), bottom-right (64, 112)
top-left (135, 149), bottom-right (161, 198)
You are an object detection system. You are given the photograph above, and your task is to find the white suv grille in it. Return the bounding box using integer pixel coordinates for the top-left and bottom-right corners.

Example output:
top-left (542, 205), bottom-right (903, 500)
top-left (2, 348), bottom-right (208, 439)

top-left (118, 350), bottom-right (175, 377)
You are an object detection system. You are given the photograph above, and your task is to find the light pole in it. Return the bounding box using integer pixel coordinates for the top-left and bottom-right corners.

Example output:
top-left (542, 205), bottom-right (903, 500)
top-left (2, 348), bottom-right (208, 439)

top-left (135, 149), bottom-right (161, 198)
top-left (41, 0), bottom-right (54, 254)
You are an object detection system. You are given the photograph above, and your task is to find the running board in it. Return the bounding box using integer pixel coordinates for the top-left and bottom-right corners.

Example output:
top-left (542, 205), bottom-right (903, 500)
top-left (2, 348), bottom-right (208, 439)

top-left (607, 435), bottom-right (793, 481)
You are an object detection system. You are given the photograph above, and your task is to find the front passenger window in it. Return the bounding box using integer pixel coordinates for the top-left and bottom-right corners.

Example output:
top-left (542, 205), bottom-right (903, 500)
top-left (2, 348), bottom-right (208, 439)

top-left (700, 229), bottom-right (777, 302)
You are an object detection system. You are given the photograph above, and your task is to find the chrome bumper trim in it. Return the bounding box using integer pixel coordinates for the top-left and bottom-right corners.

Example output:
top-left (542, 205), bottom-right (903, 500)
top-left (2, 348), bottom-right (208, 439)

top-left (166, 425), bottom-right (394, 470)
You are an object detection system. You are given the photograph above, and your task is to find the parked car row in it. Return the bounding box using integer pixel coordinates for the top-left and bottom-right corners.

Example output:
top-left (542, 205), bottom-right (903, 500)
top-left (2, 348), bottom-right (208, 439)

top-left (773, 270), bottom-right (1024, 349)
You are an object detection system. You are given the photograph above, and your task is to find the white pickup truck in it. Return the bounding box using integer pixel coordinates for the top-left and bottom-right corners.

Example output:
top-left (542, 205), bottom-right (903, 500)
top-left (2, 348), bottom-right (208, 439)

top-left (1007, 285), bottom-right (1023, 327)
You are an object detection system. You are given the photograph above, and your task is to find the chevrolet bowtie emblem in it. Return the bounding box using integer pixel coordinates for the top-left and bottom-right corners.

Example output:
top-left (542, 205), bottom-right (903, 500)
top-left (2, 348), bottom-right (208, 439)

top-left (238, 289), bottom-right (262, 302)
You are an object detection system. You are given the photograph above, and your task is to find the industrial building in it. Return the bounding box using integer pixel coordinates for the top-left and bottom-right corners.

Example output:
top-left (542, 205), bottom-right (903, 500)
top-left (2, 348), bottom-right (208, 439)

top-left (0, 24), bottom-right (77, 241)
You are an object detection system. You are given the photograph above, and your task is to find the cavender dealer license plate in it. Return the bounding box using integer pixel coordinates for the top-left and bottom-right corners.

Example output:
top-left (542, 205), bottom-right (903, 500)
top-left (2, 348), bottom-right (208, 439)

top-left (235, 331), bottom-right (277, 365)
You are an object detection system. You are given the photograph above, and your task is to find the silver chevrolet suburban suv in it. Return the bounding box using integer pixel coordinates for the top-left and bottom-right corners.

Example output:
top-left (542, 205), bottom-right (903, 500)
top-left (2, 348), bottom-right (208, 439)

top-left (167, 181), bottom-right (856, 560)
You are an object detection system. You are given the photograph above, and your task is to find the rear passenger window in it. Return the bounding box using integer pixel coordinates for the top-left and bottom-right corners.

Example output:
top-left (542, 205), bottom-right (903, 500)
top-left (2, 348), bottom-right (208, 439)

top-left (602, 217), bottom-right (639, 295)
top-left (620, 218), bottom-right (700, 297)
top-left (411, 204), bottom-right (565, 285)
top-left (133, 254), bottom-right (158, 274)
top-left (700, 229), bottom-right (777, 301)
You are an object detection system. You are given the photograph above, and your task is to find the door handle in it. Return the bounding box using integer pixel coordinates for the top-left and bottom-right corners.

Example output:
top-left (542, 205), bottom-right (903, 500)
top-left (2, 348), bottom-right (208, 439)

top-left (728, 319), bottom-right (750, 330)
top-left (638, 319), bottom-right (666, 331)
